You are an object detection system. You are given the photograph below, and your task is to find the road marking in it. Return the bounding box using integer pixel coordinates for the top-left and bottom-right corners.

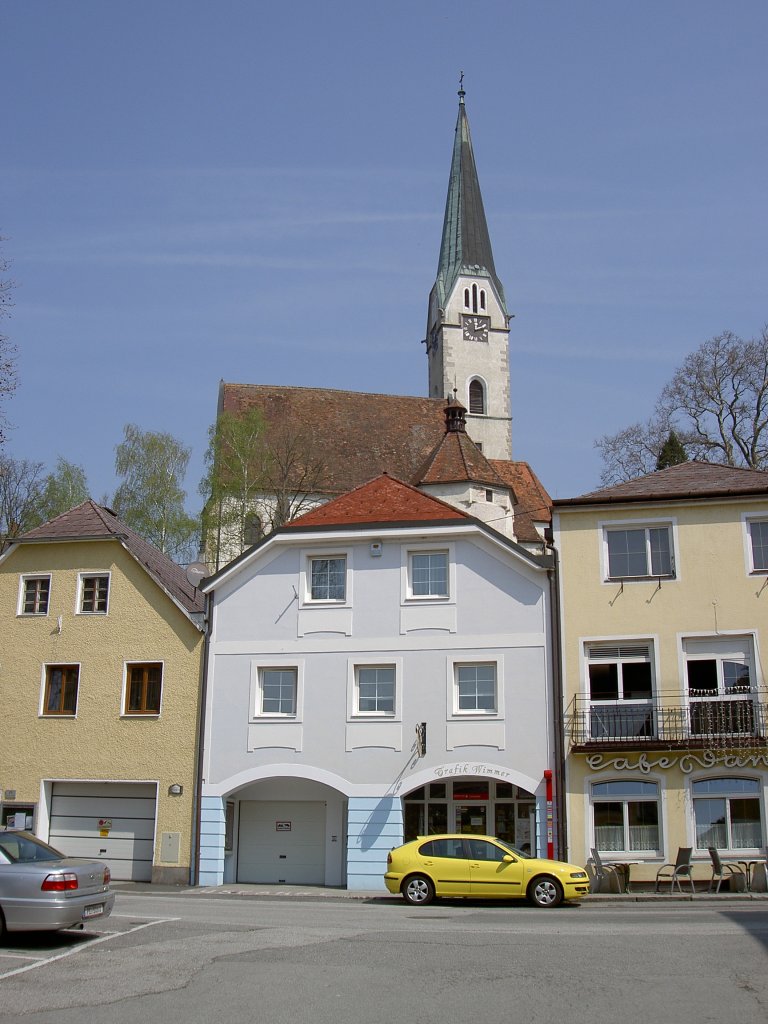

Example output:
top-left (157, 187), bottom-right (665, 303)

top-left (0, 919), bottom-right (172, 980)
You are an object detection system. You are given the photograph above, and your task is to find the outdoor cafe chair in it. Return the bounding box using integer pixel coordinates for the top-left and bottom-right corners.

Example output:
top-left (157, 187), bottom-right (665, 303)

top-left (654, 847), bottom-right (695, 894)
top-left (707, 847), bottom-right (747, 893)
top-left (590, 848), bottom-right (622, 893)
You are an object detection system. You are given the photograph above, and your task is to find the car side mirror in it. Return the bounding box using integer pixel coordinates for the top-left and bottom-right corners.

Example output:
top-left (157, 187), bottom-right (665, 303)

top-left (502, 854), bottom-right (515, 863)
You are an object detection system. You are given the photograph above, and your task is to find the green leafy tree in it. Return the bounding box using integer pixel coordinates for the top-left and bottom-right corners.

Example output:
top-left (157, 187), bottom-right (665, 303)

top-left (656, 431), bottom-right (688, 471)
top-left (39, 457), bottom-right (89, 520)
top-left (201, 407), bottom-right (270, 570)
top-left (113, 424), bottom-right (198, 562)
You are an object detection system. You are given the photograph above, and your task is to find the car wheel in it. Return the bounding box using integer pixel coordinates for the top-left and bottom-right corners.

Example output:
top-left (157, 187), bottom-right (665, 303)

top-left (527, 875), bottom-right (563, 908)
top-left (402, 874), bottom-right (435, 906)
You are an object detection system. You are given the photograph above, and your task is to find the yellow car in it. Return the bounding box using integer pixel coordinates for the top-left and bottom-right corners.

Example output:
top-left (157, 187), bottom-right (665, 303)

top-left (385, 834), bottom-right (590, 908)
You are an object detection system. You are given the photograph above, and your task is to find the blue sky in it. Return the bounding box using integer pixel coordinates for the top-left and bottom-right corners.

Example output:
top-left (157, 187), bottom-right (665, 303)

top-left (2, 1), bottom-right (767, 511)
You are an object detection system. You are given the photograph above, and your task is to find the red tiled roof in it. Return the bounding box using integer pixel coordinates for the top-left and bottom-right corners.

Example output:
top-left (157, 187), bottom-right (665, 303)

top-left (16, 501), bottom-right (204, 616)
top-left (554, 461), bottom-right (768, 507)
top-left (419, 429), bottom-right (506, 487)
top-left (491, 460), bottom-right (552, 542)
top-left (220, 383), bottom-right (449, 495)
top-left (284, 473), bottom-right (470, 529)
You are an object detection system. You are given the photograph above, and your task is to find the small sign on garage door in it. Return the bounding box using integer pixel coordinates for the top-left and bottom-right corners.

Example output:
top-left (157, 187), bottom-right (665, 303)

top-left (276, 821), bottom-right (291, 831)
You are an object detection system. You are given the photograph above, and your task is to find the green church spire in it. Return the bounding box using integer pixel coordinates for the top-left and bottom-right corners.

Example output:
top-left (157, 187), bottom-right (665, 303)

top-left (434, 85), bottom-right (507, 316)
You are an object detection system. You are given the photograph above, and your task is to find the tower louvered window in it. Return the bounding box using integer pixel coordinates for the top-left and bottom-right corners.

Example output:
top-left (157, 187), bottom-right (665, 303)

top-left (468, 379), bottom-right (485, 414)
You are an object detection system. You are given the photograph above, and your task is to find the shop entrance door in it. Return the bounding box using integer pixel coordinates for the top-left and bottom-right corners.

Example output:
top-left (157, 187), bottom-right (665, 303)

top-left (455, 804), bottom-right (488, 834)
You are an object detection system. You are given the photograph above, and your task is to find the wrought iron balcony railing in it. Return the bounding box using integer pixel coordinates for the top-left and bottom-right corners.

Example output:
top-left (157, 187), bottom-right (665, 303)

top-left (564, 689), bottom-right (768, 750)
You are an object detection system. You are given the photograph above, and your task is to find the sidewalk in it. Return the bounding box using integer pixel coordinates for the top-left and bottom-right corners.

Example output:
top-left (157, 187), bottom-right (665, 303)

top-left (110, 880), bottom-right (768, 903)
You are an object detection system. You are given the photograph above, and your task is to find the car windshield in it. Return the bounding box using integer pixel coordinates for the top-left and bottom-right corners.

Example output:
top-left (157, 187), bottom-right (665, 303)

top-left (494, 838), bottom-right (531, 859)
top-left (0, 832), bottom-right (64, 864)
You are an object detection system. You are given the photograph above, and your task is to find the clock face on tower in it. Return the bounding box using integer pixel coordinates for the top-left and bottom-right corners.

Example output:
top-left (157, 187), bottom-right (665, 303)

top-left (462, 314), bottom-right (490, 342)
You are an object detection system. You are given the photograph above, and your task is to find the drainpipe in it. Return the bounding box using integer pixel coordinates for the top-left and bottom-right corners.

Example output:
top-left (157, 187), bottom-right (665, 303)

top-left (546, 535), bottom-right (567, 860)
top-left (191, 590), bottom-right (212, 886)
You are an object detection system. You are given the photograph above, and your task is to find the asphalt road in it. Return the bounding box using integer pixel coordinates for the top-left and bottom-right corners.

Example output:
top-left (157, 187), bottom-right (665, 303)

top-left (1, 891), bottom-right (766, 1023)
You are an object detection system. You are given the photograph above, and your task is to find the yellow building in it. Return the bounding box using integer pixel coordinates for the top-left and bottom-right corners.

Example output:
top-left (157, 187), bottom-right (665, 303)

top-left (553, 463), bottom-right (768, 891)
top-left (0, 501), bottom-right (204, 883)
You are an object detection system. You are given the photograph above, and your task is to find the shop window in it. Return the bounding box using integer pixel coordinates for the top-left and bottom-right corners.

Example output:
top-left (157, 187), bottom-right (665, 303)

top-left (591, 779), bottom-right (660, 855)
top-left (692, 777), bottom-right (763, 851)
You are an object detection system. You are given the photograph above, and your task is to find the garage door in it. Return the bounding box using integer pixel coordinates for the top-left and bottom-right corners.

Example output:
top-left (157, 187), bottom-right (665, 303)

top-left (49, 782), bottom-right (156, 881)
top-left (238, 801), bottom-right (325, 884)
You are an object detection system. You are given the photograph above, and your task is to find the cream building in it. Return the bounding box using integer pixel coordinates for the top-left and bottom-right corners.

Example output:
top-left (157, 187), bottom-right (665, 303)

top-left (0, 501), bottom-right (204, 883)
top-left (553, 462), bottom-right (768, 890)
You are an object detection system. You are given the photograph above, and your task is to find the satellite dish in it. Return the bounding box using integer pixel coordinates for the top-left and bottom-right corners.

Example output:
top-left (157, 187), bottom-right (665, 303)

top-left (186, 561), bottom-right (208, 589)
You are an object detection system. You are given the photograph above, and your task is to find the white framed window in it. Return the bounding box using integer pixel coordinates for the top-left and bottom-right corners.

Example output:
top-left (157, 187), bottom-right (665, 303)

top-left (123, 662), bottom-right (163, 716)
top-left (684, 636), bottom-right (757, 737)
top-left (742, 514), bottom-right (768, 573)
top-left (41, 664), bottom-right (80, 716)
top-left (602, 521), bottom-right (675, 580)
top-left (77, 572), bottom-right (110, 614)
top-left (250, 661), bottom-right (304, 721)
top-left (18, 574), bottom-right (51, 616)
top-left (590, 779), bottom-right (661, 856)
top-left (259, 668), bottom-right (297, 716)
top-left (692, 777), bottom-right (763, 852)
top-left (347, 657), bottom-right (402, 720)
top-left (301, 552), bottom-right (350, 604)
top-left (404, 547), bottom-right (452, 600)
top-left (454, 662), bottom-right (497, 715)
top-left (355, 665), bottom-right (395, 715)
top-left (585, 642), bottom-right (655, 739)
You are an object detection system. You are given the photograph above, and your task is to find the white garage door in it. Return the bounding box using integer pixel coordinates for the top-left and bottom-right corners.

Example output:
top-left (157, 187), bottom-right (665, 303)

top-left (49, 782), bottom-right (156, 882)
top-left (238, 801), bottom-right (325, 884)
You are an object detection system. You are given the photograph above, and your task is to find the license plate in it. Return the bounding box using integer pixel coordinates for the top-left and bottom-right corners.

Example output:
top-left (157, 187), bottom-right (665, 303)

top-left (83, 904), bottom-right (104, 918)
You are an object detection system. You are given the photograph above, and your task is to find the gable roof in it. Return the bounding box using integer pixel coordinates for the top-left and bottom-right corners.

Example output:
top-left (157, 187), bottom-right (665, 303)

top-left (217, 382), bottom-right (552, 541)
top-left (13, 501), bottom-right (204, 619)
top-left (283, 473), bottom-right (471, 530)
top-left (554, 461), bottom-right (768, 507)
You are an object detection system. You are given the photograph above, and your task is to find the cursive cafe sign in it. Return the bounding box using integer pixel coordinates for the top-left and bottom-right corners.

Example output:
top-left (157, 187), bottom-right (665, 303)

top-left (586, 750), bottom-right (768, 775)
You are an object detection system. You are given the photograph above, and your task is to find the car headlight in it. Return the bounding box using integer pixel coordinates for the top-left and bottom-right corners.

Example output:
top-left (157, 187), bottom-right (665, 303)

top-left (569, 871), bottom-right (588, 879)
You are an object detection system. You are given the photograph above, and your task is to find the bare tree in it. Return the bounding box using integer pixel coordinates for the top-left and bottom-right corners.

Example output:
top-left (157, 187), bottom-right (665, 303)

top-left (0, 455), bottom-right (45, 551)
top-left (0, 240), bottom-right (18, 448)
top-left (596, 327), bottom-right (768, 484)
top-left (201, 408), bottom-right (328, 569)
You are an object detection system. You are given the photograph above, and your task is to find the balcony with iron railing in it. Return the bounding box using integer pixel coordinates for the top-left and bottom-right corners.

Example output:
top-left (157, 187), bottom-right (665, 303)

top-left (565, 687), bottom-right (768, 751)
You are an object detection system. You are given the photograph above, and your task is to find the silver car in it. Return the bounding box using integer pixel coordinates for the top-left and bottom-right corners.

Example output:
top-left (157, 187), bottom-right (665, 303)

top-left (0, 831), bottom-right (115, 935)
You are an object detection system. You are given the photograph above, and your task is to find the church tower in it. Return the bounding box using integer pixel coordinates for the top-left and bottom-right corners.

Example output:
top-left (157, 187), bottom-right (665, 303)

top-left (425, 86), bottom-right (512, 460)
